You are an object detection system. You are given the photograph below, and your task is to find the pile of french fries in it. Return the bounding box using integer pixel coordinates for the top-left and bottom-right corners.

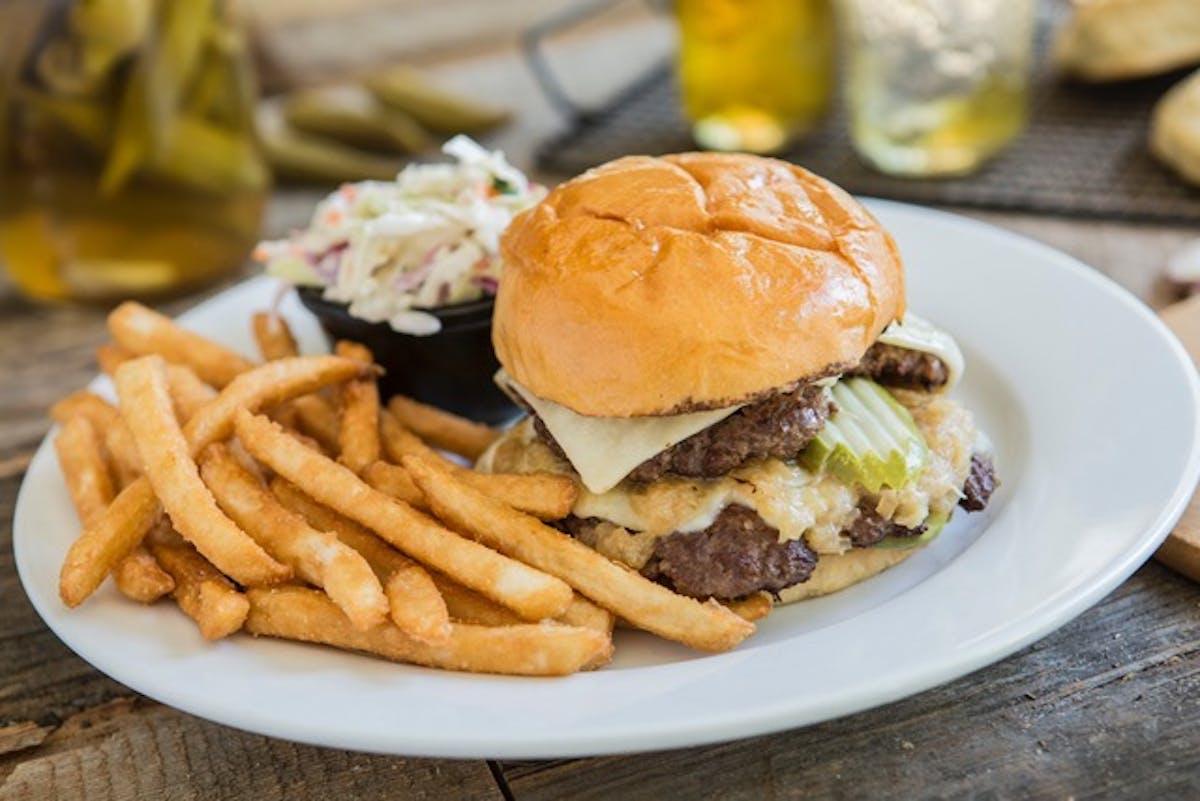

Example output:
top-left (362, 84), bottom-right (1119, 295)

top-left (49, 301), bottom-right (765, 677)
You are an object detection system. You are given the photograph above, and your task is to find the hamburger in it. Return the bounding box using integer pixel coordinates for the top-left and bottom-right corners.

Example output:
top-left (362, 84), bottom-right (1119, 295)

top-left (479, 152), bottom-right (996, 605)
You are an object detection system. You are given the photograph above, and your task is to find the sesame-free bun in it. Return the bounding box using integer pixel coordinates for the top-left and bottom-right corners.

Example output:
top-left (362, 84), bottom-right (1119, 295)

top-left (775, 547), bottom-right (914, 604)
top-left (494, 153), bottom-right (906, 416)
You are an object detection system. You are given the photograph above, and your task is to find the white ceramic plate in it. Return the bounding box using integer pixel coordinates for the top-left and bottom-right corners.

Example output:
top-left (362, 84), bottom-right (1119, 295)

top-left (14, 201), bottom-right (1200, 758)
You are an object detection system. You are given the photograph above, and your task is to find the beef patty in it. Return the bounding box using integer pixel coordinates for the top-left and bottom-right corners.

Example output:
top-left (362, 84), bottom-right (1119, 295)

top-left (844, 505), bottom-right (927, 547)
top-left (959, 453), bottom-right (997, 511)
top-left (534, 383), bottom-right (834, 483)
top-left (559, 451), bottom-right (996, 600)
top-left (641, 506), bottom-right (818, 600)
top-left (849, 342), bottom-right (949, 391)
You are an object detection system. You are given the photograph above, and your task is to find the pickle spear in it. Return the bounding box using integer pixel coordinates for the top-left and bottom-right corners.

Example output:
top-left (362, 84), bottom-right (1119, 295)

top-left (69, 0), bottom-right (155, 56)
top-left (35, 0), bottom-right (155, 97)
top-left (158, 115), bottom-right (269, 193)
top-left (17, 88), bottom-right (113, 152)
top-left (36, 38), bottom-right (113, 97)
top-left (365, 65), bottom-right (510, 134)
top-left (185, 17), bottom-right (255, 131)
top-left (100, 64), bottom-right (154, 195)
top-left (283, 85), bottom-right (431, 154)
top-left (100, 0), bottom-right (216, 195)
top-left (258, 105), bottom-right (404, 184)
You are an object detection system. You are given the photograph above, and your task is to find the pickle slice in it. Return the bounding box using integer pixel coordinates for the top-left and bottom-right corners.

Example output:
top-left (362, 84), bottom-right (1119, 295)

top-left (800, 378), bottom-right (928, 492)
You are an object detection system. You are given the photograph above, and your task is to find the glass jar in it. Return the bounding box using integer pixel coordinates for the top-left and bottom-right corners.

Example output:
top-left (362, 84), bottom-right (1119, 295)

top-left (0, 0), bottom-right (269, 303)
top-left (839, 0), bottom-right (1035, 177)
top-left (676, 0), bottom-right (834, 154)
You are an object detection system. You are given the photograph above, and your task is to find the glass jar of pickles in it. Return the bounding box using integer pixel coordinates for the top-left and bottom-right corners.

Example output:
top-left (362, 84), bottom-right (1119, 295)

top-left (0, 0), bottom-right (269, 303)
top-left (676, 0), bottom-right (834, 154)
top-left (839, 0), bottom-right (1035, 177)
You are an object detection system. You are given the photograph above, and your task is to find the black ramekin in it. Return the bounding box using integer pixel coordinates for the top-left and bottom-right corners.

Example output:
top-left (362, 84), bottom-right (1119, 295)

top-left (297, 287), bottom-right (518, 425)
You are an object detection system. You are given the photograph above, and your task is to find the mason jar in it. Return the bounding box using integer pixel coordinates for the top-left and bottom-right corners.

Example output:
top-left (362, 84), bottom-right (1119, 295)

top-left (0, 0), bottom-right (269, 303)
top-left (677, 0), bottom-right (834, 154)
top-left (839, 0), bottom-right (1035, 177)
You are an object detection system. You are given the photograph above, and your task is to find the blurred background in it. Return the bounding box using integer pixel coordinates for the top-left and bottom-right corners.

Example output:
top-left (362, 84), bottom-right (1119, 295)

top-left (3, 0), bottom-right (1199, 305)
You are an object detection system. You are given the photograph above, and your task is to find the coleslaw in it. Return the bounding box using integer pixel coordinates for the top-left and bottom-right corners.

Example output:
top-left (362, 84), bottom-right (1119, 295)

top-left (255, 136), bottom-right (545, 335)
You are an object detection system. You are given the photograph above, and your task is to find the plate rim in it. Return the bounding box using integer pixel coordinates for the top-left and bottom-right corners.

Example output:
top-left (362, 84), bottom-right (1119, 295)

top-left (13, 199), bottom-right (1200, 758)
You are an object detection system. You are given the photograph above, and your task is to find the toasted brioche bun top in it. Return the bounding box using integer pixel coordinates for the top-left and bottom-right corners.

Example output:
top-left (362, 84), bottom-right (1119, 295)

top-left (494, 152), bottom-right (906, 416)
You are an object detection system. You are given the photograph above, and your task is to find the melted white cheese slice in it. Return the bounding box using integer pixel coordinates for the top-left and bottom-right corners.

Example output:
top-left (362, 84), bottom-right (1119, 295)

top-left (876, 313), bottom-right (964, 390)
top-left (503, 374), bottom-right (742, 494)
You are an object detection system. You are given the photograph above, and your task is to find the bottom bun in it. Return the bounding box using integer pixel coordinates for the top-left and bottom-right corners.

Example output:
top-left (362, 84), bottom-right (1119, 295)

top-left (775, 547), bottom-right (915, 605)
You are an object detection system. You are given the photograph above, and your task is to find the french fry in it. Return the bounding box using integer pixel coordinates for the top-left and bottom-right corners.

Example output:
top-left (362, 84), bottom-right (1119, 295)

top-left (336, 339), bottom-right (372, 364)
top-left (382, 410), bottom-right (575, 516)
top-left (362, 460), bottom-right (427, 509)
top-left (104, 420), bottom-right (143, 485)
top-left (559, 594), bottom-right (616, 635)
top-left (334, 341), bottom-right (380, 474)
top-left (386, 395), bottom-right (500, 461)
top-left (245, 586), bottom-right (613, 676)
top-left (50, 392), bottom-right (140, 483)
top-left (252, 311), bottom-right (299, 361)
top-left (268, 478), bottom-right (392, 572)
top-left (271, 478), bottom-right (456, 639)
top-left (115, 356), bottom-right (290, 587)
top-left (366, 459), bottom-right (577, 521)
top-left (95, 344), bottom-right (135, 377)
top-left (236, 410), bottom-right (573, 621)
top-left (50, 391), bottom-right (120, 431)
top-left (55, 417), bottom-right (115, 525)
top-left (252, 311), bottom-right (325, 447)
top-left (269, 402), bottom-right (301, 431)
top-left (201, 444), bottom-right (387, 630)
top-left (284, 427), bottom-right (328, 455)
top-left (92, 354), bottom-right (344, 486)
top-left (726, 592), bottom-right (773, 623)
top-left (113, 546), bottom-right (176, 604)
top-left (150, 541), bottom-right (250, 640)
top-left (146, 517), bottom-right (186, 548)
top-left (457, 470), bottom-right (578, 521)
top-left (403, 454), bottom-right (755, 653)
top-left (59, 478), bottom-right (161, 607)
top-left (430, 572), bottom-right (526, 626)
top-left (183, 355), bottom-right (370, 453)
top-left (54, 416), bottom-right (174, 603)
top-left (291, 394), bottom-right (341, 452)
top-left (166, 364), bottom-right (217, 423)
top-left (379, 407), bottom-right (454, 468)
top-left (385, 568), bottom-right (452, 644)
top-left (299, 470), bottom-right (589, 630)
top-left (108, 301), bottom-right (255, 387)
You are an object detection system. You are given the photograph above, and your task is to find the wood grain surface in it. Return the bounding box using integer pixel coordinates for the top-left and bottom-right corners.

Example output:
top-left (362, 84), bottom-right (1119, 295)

top-left (4, 13), bottom-right (1200, 801)
top-left (1156, 296), bottom-right (1200, 583)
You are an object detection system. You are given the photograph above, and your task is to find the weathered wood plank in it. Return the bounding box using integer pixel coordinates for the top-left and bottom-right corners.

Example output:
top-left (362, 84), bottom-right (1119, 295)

top-left (500, 561), bottom-right (1200, 800)
top-left (0, 698), bottom-right (503, 801)
top-left (0, 268), bottom-right (252, 468)
top-left (0, 476), bottom-right (132, 729)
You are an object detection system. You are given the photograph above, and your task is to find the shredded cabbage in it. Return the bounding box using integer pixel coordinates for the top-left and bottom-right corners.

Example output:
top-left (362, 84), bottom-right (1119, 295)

top-left (255, 136), bottom-right (545, 335)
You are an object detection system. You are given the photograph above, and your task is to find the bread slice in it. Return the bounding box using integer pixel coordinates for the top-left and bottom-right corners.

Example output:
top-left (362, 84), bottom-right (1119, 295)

top-left (1055, 0), bottom-right (1200, 81)
top-left (1152, 70), bottom-right (1200, 184)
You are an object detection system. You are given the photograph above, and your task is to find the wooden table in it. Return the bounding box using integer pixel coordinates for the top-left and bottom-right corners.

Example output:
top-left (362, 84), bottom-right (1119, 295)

top-left (4, 15), bottom-right (1200, 801)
